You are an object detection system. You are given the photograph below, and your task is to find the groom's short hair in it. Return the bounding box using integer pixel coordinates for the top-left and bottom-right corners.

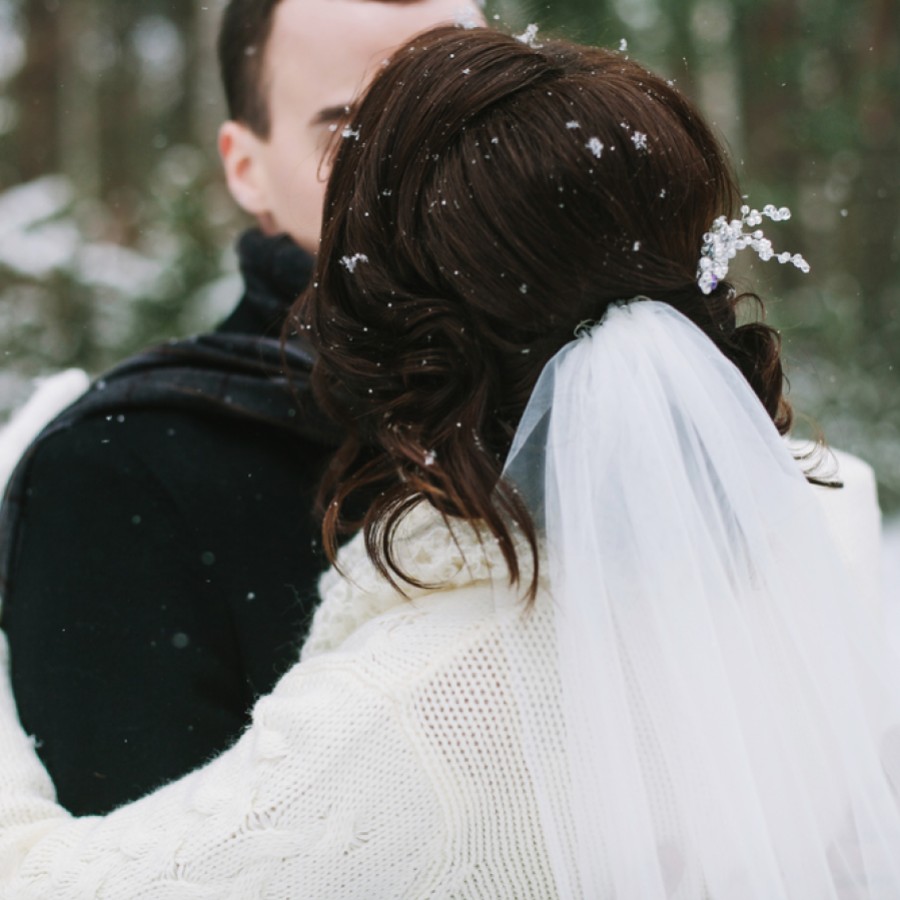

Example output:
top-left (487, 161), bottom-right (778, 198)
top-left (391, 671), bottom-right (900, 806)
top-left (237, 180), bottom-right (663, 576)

top-left (218, 0), bottom-right (413, 138)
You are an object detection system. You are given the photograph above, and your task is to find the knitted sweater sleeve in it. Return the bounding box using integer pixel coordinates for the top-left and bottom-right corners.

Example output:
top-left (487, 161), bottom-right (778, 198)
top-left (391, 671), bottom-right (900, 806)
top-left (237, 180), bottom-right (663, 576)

top-left (0, 633), bottom-right (447, 898)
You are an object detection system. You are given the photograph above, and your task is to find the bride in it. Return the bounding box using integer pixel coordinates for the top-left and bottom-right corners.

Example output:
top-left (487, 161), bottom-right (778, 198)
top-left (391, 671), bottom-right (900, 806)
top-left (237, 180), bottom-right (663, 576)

top-left (1, 24), bottom-right (898, 898)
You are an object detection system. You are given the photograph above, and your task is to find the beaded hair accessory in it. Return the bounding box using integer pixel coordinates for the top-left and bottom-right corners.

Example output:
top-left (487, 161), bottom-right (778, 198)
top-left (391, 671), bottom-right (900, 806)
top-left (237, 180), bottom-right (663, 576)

top-left (697, 205), bottom-right (810, 295)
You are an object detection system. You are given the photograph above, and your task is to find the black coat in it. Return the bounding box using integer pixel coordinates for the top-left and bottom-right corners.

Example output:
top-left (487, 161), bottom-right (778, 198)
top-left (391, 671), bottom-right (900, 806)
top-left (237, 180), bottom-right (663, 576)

top-left (1, 230), bottom-right (339, 815)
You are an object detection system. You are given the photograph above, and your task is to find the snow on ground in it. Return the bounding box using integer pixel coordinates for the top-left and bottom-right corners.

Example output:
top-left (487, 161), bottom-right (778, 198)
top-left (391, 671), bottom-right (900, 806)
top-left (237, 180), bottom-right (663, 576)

top-left (0, 176), bottom-right (165, 287)
top-left (0, 175), bottom-right (71, 236)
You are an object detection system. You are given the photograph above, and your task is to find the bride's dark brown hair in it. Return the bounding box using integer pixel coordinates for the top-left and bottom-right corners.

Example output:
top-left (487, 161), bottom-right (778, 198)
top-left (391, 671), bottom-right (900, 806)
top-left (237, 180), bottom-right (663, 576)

top-left (298, 25), bottom-right (791, 596)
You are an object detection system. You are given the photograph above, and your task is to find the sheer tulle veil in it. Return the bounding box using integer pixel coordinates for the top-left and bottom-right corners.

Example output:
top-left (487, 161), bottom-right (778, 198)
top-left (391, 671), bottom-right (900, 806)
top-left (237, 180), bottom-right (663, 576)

top-left (499, 300), bottom-right (900, 898)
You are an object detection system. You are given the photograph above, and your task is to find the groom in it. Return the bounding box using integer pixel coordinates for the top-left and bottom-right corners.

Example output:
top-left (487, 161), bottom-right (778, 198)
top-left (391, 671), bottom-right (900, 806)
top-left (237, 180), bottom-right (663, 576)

top-left (0, 0), bottom-right (482, 816)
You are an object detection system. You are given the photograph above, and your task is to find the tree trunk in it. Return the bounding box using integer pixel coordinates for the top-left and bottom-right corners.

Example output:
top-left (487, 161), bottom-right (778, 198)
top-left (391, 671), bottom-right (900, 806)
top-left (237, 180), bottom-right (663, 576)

top-left (14, 0), bottom-right (63, 180)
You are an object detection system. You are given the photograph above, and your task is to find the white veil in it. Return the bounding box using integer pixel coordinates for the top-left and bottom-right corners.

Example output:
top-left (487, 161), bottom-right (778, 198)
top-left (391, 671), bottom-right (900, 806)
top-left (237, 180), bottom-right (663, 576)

top-left (500, 300), bottom-right (900, 898)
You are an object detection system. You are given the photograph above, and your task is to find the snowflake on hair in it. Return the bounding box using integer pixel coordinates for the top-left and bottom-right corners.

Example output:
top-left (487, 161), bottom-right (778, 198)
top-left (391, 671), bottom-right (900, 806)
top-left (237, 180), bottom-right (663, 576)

top-left (585, 137), bottom-right (604, 158)
top-left (340, 253), bottom-right (369, 274)
top-left (697, 205), bottom-right (810, 295)
top-left (515, 24), bottom-right (542, 48)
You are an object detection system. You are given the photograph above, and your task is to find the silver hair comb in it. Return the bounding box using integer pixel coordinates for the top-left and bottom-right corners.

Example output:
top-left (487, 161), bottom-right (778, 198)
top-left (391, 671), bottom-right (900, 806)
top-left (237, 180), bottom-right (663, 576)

top-left (697, 205), bottom-right (810, 295)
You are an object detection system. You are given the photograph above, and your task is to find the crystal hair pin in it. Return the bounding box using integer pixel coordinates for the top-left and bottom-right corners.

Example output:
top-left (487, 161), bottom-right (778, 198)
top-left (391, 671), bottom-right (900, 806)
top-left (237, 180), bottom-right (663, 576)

top-left (697, 204), bottom-right (810, 295)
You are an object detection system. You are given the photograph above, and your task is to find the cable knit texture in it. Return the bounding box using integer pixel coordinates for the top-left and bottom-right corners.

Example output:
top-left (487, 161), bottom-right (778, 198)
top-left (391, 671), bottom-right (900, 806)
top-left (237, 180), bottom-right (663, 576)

top-left (0, 501), bottom-right (574, 898)
top-left (0, 501), bottom-right (717, 897)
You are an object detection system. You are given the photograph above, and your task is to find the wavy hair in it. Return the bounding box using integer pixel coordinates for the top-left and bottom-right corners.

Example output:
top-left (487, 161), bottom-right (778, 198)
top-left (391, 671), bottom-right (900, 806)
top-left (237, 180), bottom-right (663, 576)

top-left (298, 26), bottom-right (792, 598)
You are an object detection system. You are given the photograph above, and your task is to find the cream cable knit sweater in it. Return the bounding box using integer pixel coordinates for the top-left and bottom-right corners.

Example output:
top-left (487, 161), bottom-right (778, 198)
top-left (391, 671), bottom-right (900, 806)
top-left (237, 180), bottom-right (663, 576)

top-left (0, 503), bottom-right (578, 899)
top-left (0, 458), bottom-right (885, 898)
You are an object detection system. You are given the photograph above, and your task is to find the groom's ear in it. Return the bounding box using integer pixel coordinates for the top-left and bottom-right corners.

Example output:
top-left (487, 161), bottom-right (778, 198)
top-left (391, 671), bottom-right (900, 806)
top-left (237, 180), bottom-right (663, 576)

top-left (218, 120), bottom-right (273, 222)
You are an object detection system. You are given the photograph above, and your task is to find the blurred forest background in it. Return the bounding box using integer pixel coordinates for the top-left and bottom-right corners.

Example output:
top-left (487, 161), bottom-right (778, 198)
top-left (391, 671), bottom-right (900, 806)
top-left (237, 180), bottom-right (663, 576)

top-left (0, 0), bottom-right (898, 508)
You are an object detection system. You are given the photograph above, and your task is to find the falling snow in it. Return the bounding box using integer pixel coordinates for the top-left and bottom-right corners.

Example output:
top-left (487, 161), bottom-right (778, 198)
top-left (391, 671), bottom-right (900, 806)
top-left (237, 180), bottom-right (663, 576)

top-left (566, 121), bottom-right (581, 130)
top-left (455, 7), bottom-right (481, 29)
